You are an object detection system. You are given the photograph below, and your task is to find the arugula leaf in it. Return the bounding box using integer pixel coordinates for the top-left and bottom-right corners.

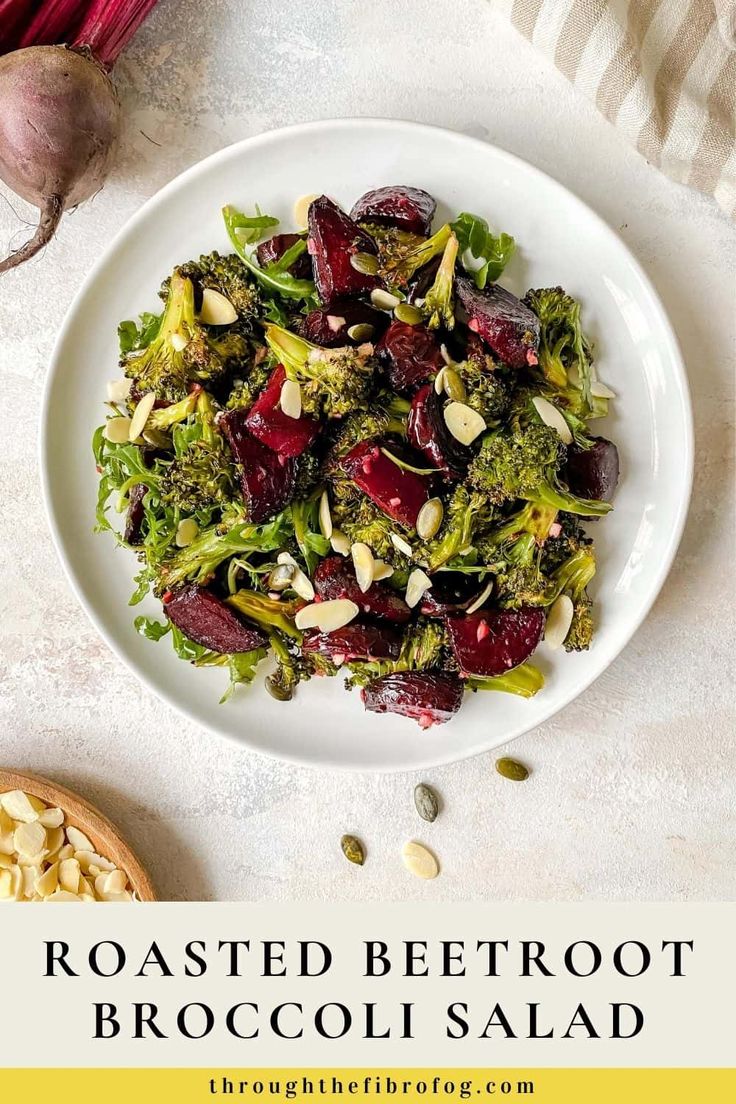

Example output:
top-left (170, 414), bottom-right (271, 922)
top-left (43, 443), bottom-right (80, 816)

top-left (451, 212), bottom-right (515, 288)
top-left (117, 311), bottom-right (161, 355)
top-left (223, 205), bottom-right (315, 301)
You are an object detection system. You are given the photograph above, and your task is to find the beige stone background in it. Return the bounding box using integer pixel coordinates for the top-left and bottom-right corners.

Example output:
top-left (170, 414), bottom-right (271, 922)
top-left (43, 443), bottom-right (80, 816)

top-left (0, 0), bottom-right (733, 901)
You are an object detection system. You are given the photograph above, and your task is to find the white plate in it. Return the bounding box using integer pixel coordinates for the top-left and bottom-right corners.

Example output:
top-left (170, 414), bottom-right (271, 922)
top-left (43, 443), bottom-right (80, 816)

top-left (41, 119), bottom-right (692, 772)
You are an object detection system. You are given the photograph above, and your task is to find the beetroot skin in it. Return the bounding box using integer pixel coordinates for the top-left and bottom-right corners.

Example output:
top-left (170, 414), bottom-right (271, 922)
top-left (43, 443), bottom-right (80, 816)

top-left (307, 195), bottom-right (380, 305)
top-left (244, 365), bottom-right (319, 457)
top-left (377, 320), bottom-right (445, 392)
top-left (350, 186), bottom-right (436, 236)
top-left (302, 622), bottom-right (403, 662)
top-left (165, 586), bottom-right (267, 654)
top-left (446, 608), bottom-right (545, 677)
top-left (220, 408), bottom-right (296, 523)
top-left (408, 383), bottom-right (471, 480)
top-left (340, 441), bottom-right (429, 528)
top-left (362, 671), bottom-right (463, 728)
top-left (456, 277), bottom-right (540, 368)
top-left (300, 300), bottom-right (389, 348)
top-left (256, 233), bottom-right (312, 279)
top-left (313, 557), bottom-right (412, 623)
top-left (565, 437), bottom-right (620, 502)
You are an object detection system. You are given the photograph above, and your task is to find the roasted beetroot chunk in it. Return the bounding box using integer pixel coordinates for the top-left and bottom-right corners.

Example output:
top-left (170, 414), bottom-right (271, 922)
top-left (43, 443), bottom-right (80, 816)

top-left (362, 671), bottom-right (463, 728)
top-left (220, 408), bottom-right (296, 523)
top-left (307, 195), bottom-right (380, 305)
top-left (340, 441), bottom-right (429, 528)
top-left (420, 572), bottom-right (484, 616)
top-left (244, 366), bottom-right (319, 458)
top-left (565, 436), bottom-right (620, 502)
top-left (165, 586), bottom-right (267, 655)
top-left (408, 383), bottom-right (472, 479)
top-left (255, 233), bottom-right (312, 279)
top-left (456, 277), bottom-right (540, 368)
top-left (124, 483), bottom-right (146, 546)
top-left (350, 186), bottom-right (437, 237)
top-left (376, 320), bottom-right (444, 392)
top-left (302, 622), bottom-right (403, 662)
top-left (446, 608), bottom-right (545, 677)
top-left (313, 556), bottom-right (412, 623)
top-left (300, 300), bottom-right (389, 348)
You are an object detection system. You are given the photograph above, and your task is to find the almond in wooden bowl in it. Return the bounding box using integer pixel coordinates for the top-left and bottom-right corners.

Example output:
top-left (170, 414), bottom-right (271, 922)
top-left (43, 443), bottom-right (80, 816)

top-left (0, 769), bottom-right (156, 902)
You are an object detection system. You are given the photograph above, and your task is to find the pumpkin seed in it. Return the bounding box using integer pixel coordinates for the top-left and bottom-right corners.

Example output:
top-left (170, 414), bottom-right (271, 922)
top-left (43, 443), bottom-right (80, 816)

top-left (280, 378), bottom-right (302, 419)
top-left (341, 834), bottom-right (365, 866)
top-left (544, 593), bottom-right (574, 649)
top-left (394, 302), bottom-right (423, 325)
top-left (351, 542), bottom-right (375, 593)
top-left (416, 498), bottom-right (444, 541)
top-left (265, 674), bottom-right (292, 701)
top-left (103, 416), bottom-right (132, 444)
top-left (294, 599), bottom-right (359, 632)
top-left (268, 563), bottom-right (296, 591)
top-left (293, 193), bottom-right (320, 229)
top-left (199, 288), bottom-right (238, 326)
top-left (443, 401), bottom-right (486, 445)
top-left (442, 367), bottom-right (467, 403)
top-left (531, 396), bottom-right (572, 444)
top-left (405, 568), bottom-right (432, 609)
top-left (495, 757), bottom-right (530, 782)
top-left (106, 377), bottom-right (132, 404)
top-left (128, 392), bottom-right (156, 441)
top-left (414, 783), bottom-right (439, 823)
top-left (175, 518), bottom-right (199, 548)
top-left (319, 490), bottom-right (333, 539)
top-left (347, 322), bottom-right (375, 342)
top-left (350, 251), bottom-right (379, 275)
top-left (401, 840), bottom-right (439, 879)
top-left (371, 288), bottom-right (402, 311)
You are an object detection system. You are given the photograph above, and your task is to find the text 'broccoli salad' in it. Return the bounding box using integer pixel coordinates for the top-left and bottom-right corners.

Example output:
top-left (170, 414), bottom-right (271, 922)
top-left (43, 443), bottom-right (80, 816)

top-left (94, 186), bottom-right (620, 727)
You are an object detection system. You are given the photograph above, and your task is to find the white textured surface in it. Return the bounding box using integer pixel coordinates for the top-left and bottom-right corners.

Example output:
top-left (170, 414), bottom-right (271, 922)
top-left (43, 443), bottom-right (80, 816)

top-left (0, 0), bottom-right (733, 901)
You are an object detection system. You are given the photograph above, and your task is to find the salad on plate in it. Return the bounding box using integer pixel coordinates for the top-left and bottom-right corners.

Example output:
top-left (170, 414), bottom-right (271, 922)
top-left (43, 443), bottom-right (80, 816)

top-left (94, 185), bottom-right (620, 728)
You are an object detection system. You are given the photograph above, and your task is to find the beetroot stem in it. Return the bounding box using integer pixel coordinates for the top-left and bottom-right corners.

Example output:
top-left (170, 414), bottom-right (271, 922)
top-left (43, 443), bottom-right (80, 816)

top-left (73, 0), bottom-right (160, 67)
top-left (18, 0), bottom-right (90, 49)
top-left (0, 196), bottom-right (63, 275)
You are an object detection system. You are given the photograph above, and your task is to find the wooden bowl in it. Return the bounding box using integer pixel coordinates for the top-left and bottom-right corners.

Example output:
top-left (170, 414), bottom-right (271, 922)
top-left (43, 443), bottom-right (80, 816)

top-left (0, 769), bottom-right (156, 901)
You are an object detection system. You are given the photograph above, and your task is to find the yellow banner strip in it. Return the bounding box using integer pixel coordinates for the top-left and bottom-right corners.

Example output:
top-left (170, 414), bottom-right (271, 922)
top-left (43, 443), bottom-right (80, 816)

top-left (2, 1068), bottom-right (734, 1102)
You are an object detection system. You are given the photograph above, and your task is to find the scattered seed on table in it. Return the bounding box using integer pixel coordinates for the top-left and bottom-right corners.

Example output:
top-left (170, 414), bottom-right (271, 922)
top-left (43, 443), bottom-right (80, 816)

top-left (341, 834), bottom-right (365, 866)
top-left (414, 782), bottom-right (439, 823)
top-left (495, 757), bottom-right (530, 782)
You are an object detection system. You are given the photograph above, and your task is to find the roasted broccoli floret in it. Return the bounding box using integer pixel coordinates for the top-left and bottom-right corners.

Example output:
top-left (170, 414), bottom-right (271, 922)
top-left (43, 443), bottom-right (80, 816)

top-left (424, 484), bottom-right (494, 571)
top-left (161, 251), bottom-right (261, 332)
top-left (265, 631), bottom-right (313, 701)
top-left (454, 356), bottom-right (511, 425)
top-left (523, 286), bottom-right (598, 418)
top-left (328, 403), bottom-right (406, 460)
top-left (125, 272), bottom-right (247, 402)
top-left (331, 493), bottom-right (397, 561)
top-left (422, 231), bottom-right (458, 330)
top-left (159, 393), bottom-right (236, 515)
top-left (491, 532), bottom-right (550, 609)
top-left (468, 423), bottom-right (563, 505)
top-left (380, 223), bottom-right (452, 286)
top-left (346, 618), bottom-right (449, 687)
top-left (263, 323), bottom-right (373, 419)
top-left (547, 545), bottom-right (597, 651)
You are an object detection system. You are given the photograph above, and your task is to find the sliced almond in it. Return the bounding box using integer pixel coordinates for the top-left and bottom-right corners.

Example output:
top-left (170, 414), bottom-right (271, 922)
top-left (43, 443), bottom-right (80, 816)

top-left (46, 890), bottom-right (82, 903)
top-left (294, 599), bottom-right (359, 633)
top-left (104, 870), bottom-right (129, 895)
top-left (175, 518), bottom-right (199, 548)
top-left (277, 552), bottom-right (314, 600)
top-left (35, 862), bottom-right (60, 898)
top-left (75, 850), bottom-right (115, 874)
top-left (390, 532), bottom-right (413, 558)
top-left (591, 380), bottom-right (616, 399)
top-left (370, 288), bottom-right (401, 311)
top-left (279, 378), bottom-right (302, 419)
top-left (351, 542), bottom-right (375, 593)
top-left (21, 864), bottom-right (41, 898)
top-left (59, 858), bottom-right (81, 895)
top-left (58, 843), bottom-right (74, 862)
top-left (0, 868), bottom-right (12, 899)
top-left (128, 391), bottom-right (156, 442)
top-left (405, 568), bottom-right (432, 609)
top-left (199, 288), bottom-right (238, 326)
top-left (434, 366), bottom-right (447, 394)
top-left (319, 491), bottom-right (333, 539)
top-left (443, 402), bottom-right (485, 446)
top-left (293, 193), bottom-right (319, 229)
top-left (44, 827), bottom-right (65, 860)
top-left (1, 790), bottom-right (44, 822)
top-left (532, 396), bottom-right (573, 445)
top-left (37, 807), bottom-right (64, 829)
top-left (171, 331), bottom-right (189, 352)
top-left (416, 498), bottom-right (444, 541)
top-left (106, 377), bottom-right (133, 404)
top-left (0, 852), bottom-right (11, 868)
top-left (465, 580), bottom-right (494, 616)
top-left (65, 826), bottom-right (93, 852)
top-left (544, 594), bottom-right (574, 649)
top-left (13, 821), bottom-right (46, 859)
top-left (327, 314), bottom-right (346, 333)
top-left (330, 530), bottom-right (350, 556)
top-left (401, 841), bottom-right (439, 880)
top-left (103, 416), bottom-right (132, 445)
top-left (439, 343), bottom-right (453, 366)
top-left (372, 560), bottom-right (394, 582)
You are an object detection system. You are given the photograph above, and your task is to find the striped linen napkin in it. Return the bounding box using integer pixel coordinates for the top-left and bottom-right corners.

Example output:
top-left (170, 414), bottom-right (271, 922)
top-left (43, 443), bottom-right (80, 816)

top-left (494, 0), bottom-right (736, 218)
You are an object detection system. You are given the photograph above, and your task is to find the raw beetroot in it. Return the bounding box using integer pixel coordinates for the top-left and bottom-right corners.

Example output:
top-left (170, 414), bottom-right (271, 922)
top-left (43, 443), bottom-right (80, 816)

top-left (350, 186), bottom-right (436, 236)
top-left (300, 300), bottom-right (388, 348)
top-left (565, 437), bottom-right (620, 502)
top-left (307, 195), bottom-right (380, 305)
top-left (408, 383), bottom-right (472, 480)
top-left (302, 622), bottom-right (403, 662)
top-left (165, 586), bottom-right (267, 655)
top-left (362, 671), bottom-right (463, 728)
top-left (220, 407), bottom-right (297, 523)
top-left (456, 276), bottom-right (540, 368)
top-left (376, 320), bottom-right (445, 392)
top-left (244, 365), bottom-right (319, 458)
top-left (313, 557), bottom-right (412, 624)
top-left (340, 441), bottom-right (429, 529)
top-left (446, 608), bottom-right (545, 677)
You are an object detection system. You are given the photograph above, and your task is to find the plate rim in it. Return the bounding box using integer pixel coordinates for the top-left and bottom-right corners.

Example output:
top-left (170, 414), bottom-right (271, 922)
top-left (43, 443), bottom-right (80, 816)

top-left (39, 116), bottom-right (694, 773)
